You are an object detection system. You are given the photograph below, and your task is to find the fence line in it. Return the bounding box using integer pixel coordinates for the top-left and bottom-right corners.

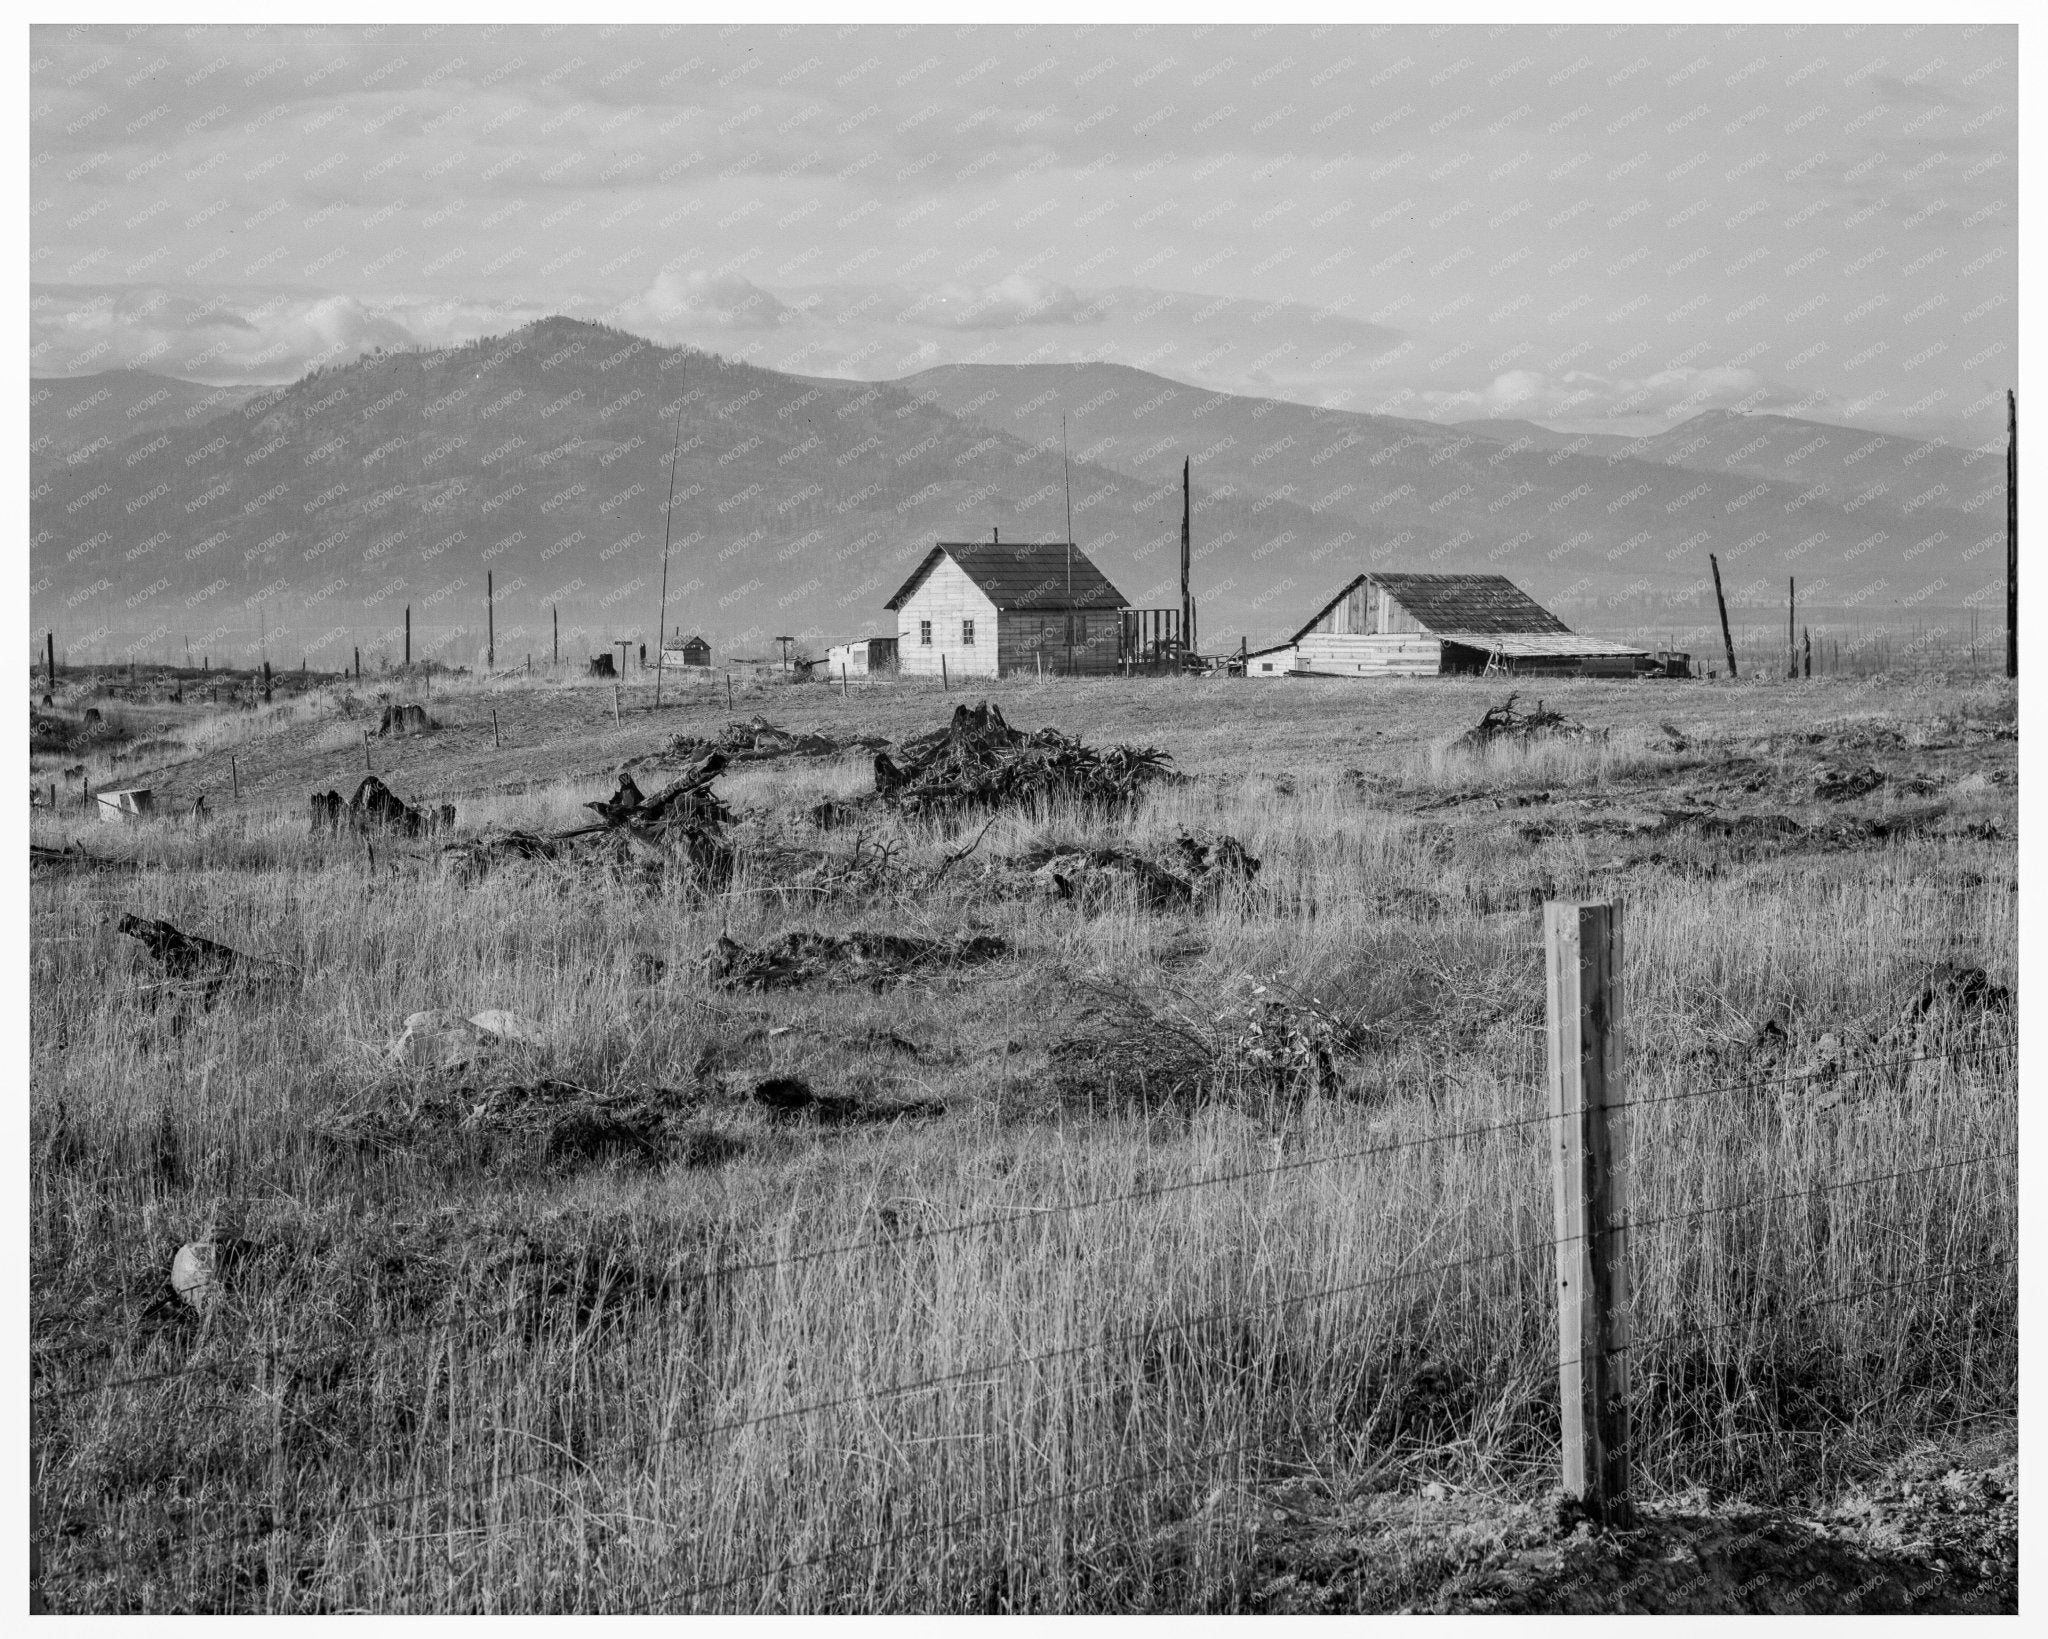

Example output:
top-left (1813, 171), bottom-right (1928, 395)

top-left (48, 1131), bottom-right (2016, 1578)
top-left (32, 1036), bottom-right (2015, 1410)
top-left (1564, 1255), bottom-right (2015, 1375)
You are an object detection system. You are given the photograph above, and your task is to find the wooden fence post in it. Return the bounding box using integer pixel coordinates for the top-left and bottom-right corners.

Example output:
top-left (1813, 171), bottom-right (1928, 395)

top-left (492, 709), bottom-right (500, 749)
top-left (941, 654), bottom-right (949, 692)
top-left (1545, 899), bottom-right (1631, 1530)
top-left (230, 756), bottom-right (239, 800)
top-left (612, 685), bottom-right (621, 724)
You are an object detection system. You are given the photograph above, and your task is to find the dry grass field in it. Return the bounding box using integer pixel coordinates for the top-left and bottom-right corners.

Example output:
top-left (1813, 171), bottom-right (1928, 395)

top-left (30, 667), bottom-right (2017, 1613)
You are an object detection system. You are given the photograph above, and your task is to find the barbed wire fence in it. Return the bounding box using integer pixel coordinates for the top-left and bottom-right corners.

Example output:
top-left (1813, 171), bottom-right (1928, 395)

top-left (29, 905), bottom-right (2017, 1612)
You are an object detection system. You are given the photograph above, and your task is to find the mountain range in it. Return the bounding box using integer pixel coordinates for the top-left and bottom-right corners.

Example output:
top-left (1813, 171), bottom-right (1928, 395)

top-left (31, 318), bottom-right (2003, 667)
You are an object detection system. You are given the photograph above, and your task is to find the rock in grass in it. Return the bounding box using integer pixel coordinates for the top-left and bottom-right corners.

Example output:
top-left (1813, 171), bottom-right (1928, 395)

top-left (385, 1008), bottom-right (545, 1069)
top-left (468, 1009), bottom-right (545, 1047)
top-left (170, 1242), bottom-right (216, 1308)
top-left (170, 1241), bottom-right (253, 1309)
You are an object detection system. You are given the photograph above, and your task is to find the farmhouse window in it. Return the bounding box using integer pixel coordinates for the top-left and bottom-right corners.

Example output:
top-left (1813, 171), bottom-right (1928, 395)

top-left (962, 619), bottom-right (975, 645)
top-left (919, 620), bottom-right (932, 646)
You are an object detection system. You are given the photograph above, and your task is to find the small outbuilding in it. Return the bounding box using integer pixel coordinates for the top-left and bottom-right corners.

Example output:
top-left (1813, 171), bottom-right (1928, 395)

top-left (825, 636), bottom-right (899, 677)
top-left (661, 633), bottom-right (713, 671)
top-left (1259, 572), bottom-right (1648, 678)
top-left (96, 787), bottom-right (154, 824)
top-left (884, 541), bottom-right (1128, 678)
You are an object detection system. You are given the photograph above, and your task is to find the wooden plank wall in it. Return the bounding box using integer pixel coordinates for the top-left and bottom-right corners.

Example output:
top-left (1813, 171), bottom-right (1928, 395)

top-left (896, 558), bottom-right (1001, 677)
top-left (998, 609), bottom-right (1121, 674)
top-left (1293, 633), bottom-right (1443, 675)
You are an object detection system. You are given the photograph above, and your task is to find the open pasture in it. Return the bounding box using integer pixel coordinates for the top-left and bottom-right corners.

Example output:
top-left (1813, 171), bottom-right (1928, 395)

top-left (30, 669), bottom-right (2017, 1612)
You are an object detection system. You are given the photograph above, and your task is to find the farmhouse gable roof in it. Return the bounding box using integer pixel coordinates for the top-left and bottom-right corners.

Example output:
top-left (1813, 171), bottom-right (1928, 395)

top-left (884, 542), bottom-right (1127, 612)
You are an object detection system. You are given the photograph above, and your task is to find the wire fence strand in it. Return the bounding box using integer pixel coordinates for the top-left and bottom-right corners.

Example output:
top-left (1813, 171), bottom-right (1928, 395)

top-left (34, 1035), bottom-right (2015, 1407)
top-left (48, 1136), bottom-right (2016, 1576)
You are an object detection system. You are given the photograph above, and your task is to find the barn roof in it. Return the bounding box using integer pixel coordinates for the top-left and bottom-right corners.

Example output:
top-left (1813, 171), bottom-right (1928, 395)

top-left (1436, 631), bottom-right (1646, 658)
top-left (1288, 571), bottom-right (1577, 642)
top-left (884, 542), bottom-right (1127, 612)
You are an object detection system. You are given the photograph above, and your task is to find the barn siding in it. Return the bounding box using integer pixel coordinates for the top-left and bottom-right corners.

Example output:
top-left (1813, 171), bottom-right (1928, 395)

top-left (1292, 634), bottom-right (1444, 676)
top-left (895, 558), bottom-right (1001, 678)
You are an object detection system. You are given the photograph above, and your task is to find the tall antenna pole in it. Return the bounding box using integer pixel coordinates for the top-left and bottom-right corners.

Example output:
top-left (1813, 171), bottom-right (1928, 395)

top-left (654, 362), bottom-right (686, 710)
top-left (486, 570), bottom-right (494, 670)
top-left (1180, 455), bottom-right (1192, 666)
top-left (1062, 413), bottom-right (1075, 674)
top-left (2007, 388), bottom-right (2017, 681)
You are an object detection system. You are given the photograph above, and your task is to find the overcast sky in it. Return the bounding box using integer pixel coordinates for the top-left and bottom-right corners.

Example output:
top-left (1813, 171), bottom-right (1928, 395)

top-left (31, 22), bottom-right (2016, 444)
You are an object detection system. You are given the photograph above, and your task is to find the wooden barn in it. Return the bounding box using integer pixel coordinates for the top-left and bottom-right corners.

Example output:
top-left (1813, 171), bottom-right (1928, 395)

top-left (884, 542), bottom-right (1127, 679)
top-left (825, 636), bottom-right (899, 676)
top-left (1259, 573), bottom-right (1648, 679)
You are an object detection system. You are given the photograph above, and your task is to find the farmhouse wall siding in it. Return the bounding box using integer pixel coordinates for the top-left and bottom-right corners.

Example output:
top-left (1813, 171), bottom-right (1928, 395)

top-left (895, 557), bottom-right (1001, 678)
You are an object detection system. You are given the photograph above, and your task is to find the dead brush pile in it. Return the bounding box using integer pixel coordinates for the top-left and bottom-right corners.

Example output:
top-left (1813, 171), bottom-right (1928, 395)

top-left (865, 702), bottom-right (1182, 821)
top-left (1050, 975), bottom-right (1365, 1112)
top-left (1452, 692), bottom-right (1602, 752)
top-left (443, 755), bottom-right (734, 890)
top-left (655, 715), bottom-right (889, 766)
top-left (1001, 831), bottom-right (1262, 910)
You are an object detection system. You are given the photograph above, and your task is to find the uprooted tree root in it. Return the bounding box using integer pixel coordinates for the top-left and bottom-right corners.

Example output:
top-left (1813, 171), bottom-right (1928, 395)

top-left (857, 702), bottom-right (1183, 822)
top-left (652, 715), bottom-right (890, 767)
top-left (1004, 830), bottom-right (1263, 910)
top-left (443, 755), bottom-right (734, 891)
top-left (1454, 693), bottom-right (1602, 752)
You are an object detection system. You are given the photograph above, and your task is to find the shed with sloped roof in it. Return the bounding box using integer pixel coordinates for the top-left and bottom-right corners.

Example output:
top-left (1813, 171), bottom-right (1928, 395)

top-left (883, 541), bottom-right (1128, 678)
top-left (1267, 572), bottom-right (1648, 678)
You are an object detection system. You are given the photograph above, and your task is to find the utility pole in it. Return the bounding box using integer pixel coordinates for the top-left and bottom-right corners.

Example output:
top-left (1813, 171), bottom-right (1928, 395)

top-left (654, 374), bottom-right (685, 710)
top-left (1063, 414), bottom-right (1075, 675)
top-left (404, 605), bottom-right (412, 670)
top-left (45, 631), bottom-right (55, 694)
top-left (1787, 576), bottom-right (1796, 681)
top-left (553, 605), bottom-right (559, 668)
top-left (2007, 388), bottom-right (2017, 680)
top-left (486, 571), bottom-right (494, 670)
top-left (1709, 553), bottom-right (1738, 679)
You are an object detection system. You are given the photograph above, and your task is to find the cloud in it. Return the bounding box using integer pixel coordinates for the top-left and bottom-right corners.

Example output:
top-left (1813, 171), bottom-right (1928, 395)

top-left (910, 275), bottom-right (1106, 330)
top-left (1418, 366), bottom-right (1834, 433)
top-left (30, 283), bottom-right (417, 380)
top-left (627, 270), bottom-right (804, 336)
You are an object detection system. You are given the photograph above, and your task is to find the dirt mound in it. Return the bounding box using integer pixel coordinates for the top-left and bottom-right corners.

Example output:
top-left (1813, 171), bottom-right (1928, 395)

top-left (746, 1073), bottom-right (945, 1124)
top-left (1051, 976), bottom-right (1361, 1112)
top-left (1231, 1428), bottom-right (2014, 1613)
top-left (705, 928), bottom-right (1009, 990)
top-left (1812, 762), bottom-right (1886, 801)
top-left (868, 702), bottom-right (1181, 820)
top-left (321, 1076), bottom-right (733, 1170)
